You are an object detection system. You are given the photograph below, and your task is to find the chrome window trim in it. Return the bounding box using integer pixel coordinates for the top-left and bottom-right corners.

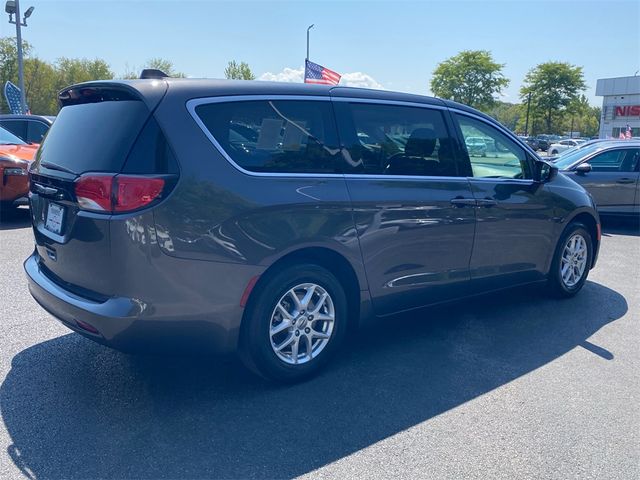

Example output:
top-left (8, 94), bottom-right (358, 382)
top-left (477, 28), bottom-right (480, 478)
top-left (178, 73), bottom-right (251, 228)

top-left (331, 96), bottom-right (448, 111)
top-left (186, 94), bottom-right (525, 181)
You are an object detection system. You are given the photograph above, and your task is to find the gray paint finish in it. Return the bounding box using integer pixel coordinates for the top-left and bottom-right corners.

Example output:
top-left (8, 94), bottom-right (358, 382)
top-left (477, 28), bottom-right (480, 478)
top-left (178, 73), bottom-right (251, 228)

top-left (24, 79), bottom-right (601, 354)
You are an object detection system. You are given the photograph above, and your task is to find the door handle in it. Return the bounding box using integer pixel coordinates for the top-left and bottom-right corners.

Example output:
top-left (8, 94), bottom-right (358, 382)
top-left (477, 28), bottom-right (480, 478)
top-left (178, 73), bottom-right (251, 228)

top-left (450, 198), bottom-right (477, 207)
top-left (616, 178), bottom-right (635, 184)
top-left (476, 198), bottom-right (498, 207)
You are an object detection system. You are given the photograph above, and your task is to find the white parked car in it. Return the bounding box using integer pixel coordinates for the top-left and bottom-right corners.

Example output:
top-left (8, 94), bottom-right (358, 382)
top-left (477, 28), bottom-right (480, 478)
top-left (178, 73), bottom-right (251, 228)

top-left (548, 139), bottom-right (586, 155)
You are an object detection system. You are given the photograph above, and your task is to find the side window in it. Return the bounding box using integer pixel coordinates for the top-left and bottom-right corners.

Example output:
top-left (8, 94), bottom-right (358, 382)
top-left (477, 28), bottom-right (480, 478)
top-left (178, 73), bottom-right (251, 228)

top-left (455, 114), bottom-right (531, 179)
top-left (27, 121), bottom-right (50, 143)
top-left (588, 149), bottom-right (637, 172)
top-left (195, 100), bottom-right (340, 174)
top-left (334, 102), bottom-right (460, 176)
top-left (0, 120), bottom-right (27, 141)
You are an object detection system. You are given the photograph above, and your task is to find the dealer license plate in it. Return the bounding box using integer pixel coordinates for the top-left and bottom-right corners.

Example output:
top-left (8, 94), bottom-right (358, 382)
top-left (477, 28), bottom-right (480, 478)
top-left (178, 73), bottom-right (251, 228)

top-left (45, 203), bottom-right (65, 234)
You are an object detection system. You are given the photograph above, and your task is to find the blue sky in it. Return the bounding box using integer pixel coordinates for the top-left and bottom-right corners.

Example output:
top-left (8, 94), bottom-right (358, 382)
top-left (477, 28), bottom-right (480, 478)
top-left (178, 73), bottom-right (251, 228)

top-left (1, 0), bottom-right (638, 105)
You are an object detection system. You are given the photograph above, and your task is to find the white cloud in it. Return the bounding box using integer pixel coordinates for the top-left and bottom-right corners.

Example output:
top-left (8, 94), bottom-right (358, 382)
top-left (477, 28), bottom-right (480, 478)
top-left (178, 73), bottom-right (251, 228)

top-left (259, 66), bottom-right (384, 90)
top-left (259, 67), bottom-right (304, 83)
top-left (339, 72), bottom-right (383, 90)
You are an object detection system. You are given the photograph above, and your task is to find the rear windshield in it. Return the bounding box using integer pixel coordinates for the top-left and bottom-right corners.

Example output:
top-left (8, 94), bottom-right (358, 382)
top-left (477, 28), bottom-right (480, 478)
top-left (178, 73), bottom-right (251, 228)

top-left (35, 100), bottom-right (150, 174)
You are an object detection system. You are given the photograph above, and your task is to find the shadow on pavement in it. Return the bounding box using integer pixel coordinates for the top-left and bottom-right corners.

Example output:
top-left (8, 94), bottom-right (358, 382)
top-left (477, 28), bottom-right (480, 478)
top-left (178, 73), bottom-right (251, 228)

top-left (1, 281), bottom-right (628, 479)
top-left (601, 216), bottom-right (639, 237)
top-left (0, 207), bottom-right (31, 231)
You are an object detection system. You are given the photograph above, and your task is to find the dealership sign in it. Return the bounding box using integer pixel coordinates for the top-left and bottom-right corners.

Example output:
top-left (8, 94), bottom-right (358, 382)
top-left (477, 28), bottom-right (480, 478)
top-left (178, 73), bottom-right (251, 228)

top-left (614, 105), bottom-right (640, 117)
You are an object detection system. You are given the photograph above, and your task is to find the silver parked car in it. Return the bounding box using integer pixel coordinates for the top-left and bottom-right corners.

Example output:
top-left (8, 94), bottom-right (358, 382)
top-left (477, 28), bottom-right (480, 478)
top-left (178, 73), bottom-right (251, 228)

top-left (554, 141), bottom-right (640, 217)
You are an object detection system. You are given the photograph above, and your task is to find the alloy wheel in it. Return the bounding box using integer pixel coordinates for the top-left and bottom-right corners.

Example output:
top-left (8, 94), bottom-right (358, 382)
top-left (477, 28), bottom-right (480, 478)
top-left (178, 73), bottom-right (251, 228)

top-left (560, 233), bottom-right (588, 288)
top-left (269, 283), bottom-right (335, 365)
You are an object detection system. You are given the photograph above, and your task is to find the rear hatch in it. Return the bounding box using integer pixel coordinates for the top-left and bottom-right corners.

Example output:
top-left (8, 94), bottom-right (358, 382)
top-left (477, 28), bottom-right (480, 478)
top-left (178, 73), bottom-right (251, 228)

top-left (29, 81), bottom-right (175, 298)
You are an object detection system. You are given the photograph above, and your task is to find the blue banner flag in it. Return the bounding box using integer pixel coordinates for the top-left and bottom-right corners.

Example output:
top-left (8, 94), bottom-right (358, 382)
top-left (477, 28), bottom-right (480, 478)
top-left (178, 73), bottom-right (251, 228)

top-left (4, 81), bottom-right (29, 114)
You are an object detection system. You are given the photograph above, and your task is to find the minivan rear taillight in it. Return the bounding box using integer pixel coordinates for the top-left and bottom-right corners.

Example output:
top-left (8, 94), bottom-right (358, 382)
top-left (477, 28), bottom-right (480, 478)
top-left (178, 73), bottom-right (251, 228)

top-left (75, 173), bottom-right (168, 213)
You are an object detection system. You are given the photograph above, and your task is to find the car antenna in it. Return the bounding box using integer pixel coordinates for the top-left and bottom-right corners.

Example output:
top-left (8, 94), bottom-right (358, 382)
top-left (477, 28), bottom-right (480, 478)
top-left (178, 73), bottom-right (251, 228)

top-left (139, 69), bottom-right (169, 80)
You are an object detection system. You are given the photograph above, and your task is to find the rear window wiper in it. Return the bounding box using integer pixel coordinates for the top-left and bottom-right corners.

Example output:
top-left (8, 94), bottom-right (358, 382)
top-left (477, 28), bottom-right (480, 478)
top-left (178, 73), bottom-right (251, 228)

top-left (40, 161), bottom-right (76, 174)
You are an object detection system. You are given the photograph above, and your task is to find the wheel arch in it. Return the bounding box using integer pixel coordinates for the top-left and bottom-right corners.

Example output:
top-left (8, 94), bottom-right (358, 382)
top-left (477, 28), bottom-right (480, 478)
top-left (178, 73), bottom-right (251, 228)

top-left (564, 211), bottom-right (600, 269)
top-left (241, 246), bottom-right (363, 333)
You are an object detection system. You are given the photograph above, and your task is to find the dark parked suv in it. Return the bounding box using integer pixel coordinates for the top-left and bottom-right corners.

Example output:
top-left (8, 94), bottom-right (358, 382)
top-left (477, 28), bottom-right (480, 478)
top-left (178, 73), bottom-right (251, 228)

top-left (25, 79), bottom-right (601, 382)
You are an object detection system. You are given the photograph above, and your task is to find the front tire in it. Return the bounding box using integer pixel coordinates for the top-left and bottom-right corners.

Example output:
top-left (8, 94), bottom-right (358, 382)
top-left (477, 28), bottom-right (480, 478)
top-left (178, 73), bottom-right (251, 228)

top-left (240, 264), bottom-right (348, 382)
top-left (547, 222), bottom-right (593, 298)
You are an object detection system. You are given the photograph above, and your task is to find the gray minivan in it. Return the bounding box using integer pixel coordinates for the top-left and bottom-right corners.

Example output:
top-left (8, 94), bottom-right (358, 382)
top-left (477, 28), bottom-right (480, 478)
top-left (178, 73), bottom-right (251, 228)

top-left (25, 79), bottom-right (600, 381)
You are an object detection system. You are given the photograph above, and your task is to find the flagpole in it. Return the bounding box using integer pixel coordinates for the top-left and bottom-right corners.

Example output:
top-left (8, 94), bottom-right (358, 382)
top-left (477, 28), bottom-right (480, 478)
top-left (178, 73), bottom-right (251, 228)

top-left (306, 24), bottom-right (314, 61)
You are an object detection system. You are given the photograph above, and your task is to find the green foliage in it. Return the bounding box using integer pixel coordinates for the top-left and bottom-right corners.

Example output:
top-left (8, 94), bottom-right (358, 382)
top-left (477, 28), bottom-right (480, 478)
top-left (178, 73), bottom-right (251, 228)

top-left (430, 50), bottom-right (509, 110)
top-left (224, 60), bottom-right (255, 80)
top-left (119, 58), bottom-right (186, 80)
top-left (487, 101), bottom-right (521, 131)
top-left (24, 58), bottom-right (58, 114)
top-left (54, 57), bottom-right (114, 88)
top-left (520, 62), bottom-right (586, 133)
top-left (143, 58), bottom-right (186, 78)
top-left (0, 37), bottom-right (116, 115)
top-left (560, 95), bottom-right (600, 137)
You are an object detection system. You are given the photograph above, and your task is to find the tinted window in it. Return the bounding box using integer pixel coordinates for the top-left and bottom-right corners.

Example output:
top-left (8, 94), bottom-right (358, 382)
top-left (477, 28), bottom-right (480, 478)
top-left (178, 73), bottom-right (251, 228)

top-left (122, 116), bottom-right (179, 174)
top-left (587, 149), bottom-right (638, 172)
top-left (0, 120), bottom-right (27, 142)
top-left (26, 121), bottom-right (49, 143)
top-left (195, 100), bottom-right (341, 174)
top-left (335, 102), bottom-right (459, 176)
top-left (456, 114), bottom-right (531, 179)
top-left (35, 100), bottom-right (150, 174)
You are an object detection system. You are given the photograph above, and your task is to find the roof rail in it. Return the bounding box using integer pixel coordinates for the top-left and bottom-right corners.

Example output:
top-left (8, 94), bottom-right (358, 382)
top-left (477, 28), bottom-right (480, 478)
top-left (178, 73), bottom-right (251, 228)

top-left (140, 69), bottom-right (169, 80)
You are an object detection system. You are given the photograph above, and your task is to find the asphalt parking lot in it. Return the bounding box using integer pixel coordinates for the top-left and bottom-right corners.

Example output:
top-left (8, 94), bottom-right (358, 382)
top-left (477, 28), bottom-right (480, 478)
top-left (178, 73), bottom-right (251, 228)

top-left (0, 208), bottom-right (638, 480)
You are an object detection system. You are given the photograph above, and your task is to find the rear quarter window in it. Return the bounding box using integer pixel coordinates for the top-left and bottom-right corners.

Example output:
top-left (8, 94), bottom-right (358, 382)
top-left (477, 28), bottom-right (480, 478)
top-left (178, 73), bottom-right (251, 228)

top-left (194, 100), bottom-right (341, 174)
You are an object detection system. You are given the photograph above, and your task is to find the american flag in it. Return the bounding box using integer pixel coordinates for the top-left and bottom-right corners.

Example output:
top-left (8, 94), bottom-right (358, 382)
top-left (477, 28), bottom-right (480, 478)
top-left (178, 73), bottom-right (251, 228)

top-left (3, 81), bottom-right (28, 114)
top-left (304, 60), bottom-right (341, 86)
top-left (625, 124), bottom-right (632, 139)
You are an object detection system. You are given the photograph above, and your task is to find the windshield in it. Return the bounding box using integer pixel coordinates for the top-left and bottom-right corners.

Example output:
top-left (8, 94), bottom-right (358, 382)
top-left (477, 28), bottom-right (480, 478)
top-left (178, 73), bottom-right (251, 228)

top-left (0, 125), bottom-right (26, 145)
top-left (554, 143), bottom-right (608, 170)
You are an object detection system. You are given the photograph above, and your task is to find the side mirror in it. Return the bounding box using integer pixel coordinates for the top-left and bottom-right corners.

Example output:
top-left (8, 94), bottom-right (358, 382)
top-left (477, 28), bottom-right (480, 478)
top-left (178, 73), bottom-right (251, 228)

top-left (535, 160), bottom-right (558, 183)
top-left (575, 163), bottom-right (592, 175)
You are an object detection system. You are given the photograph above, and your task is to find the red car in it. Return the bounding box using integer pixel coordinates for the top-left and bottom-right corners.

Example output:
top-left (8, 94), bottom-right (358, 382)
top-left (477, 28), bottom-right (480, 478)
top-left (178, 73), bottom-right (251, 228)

top-left (0, 126), bottom-right (39, 212)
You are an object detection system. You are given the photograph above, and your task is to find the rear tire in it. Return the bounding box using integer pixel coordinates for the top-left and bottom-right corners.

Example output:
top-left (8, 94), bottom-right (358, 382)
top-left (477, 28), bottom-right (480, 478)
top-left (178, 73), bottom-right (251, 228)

top-left (547, 222), bottom-right (593, 298)
top-left (239, 264), bottom-right (347, 382)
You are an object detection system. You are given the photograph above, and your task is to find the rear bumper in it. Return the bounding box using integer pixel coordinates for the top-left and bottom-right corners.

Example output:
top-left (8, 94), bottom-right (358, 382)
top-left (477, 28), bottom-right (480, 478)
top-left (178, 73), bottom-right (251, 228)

top-left (24, 253), bottom-right (246, 354)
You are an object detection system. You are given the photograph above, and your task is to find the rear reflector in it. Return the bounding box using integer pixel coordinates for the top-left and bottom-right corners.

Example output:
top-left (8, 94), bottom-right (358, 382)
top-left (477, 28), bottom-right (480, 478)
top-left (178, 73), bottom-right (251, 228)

top-left (75, 173), bottom-right (166, 213)
top-left (240, 275), bottom-right (260, 308)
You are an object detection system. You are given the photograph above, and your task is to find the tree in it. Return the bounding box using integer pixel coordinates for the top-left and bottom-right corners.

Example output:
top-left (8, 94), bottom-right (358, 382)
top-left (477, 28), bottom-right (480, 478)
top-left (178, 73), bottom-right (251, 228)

top-left (24, 58), bottom-right (58, 114)
top-left (0, 36), bottom-right (117, 115)
top-left (488, 101), bottom-right (521, 131)
top-left (560, 95), bottom-right (600, 137)
top-left (143, 58), bottom-right (186, 78)
top-left (224, 60), bottom-right (255, 80)
top-left (120, 58), bottom-right (186, 79)
top-left (54, 57), bottom-right (114, 89)
top-left (520, 62), bottom-right (586, 133)
top-left (430, 50), bottom-right (509, 111)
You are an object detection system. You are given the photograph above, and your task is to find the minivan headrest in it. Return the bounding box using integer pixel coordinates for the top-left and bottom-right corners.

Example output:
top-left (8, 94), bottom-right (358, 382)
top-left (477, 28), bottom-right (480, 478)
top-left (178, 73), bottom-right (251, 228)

top-left (405, 128), bottom-right (437, 157)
